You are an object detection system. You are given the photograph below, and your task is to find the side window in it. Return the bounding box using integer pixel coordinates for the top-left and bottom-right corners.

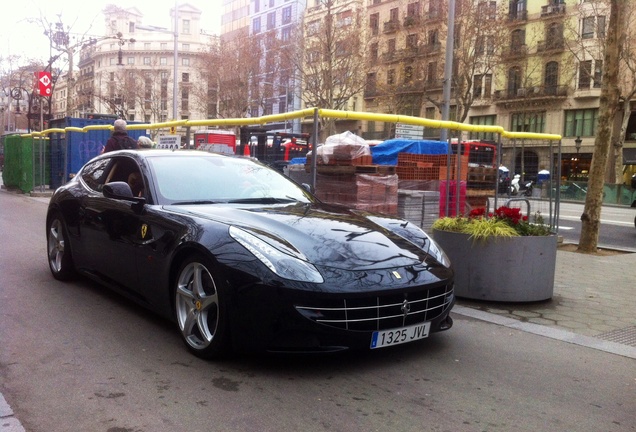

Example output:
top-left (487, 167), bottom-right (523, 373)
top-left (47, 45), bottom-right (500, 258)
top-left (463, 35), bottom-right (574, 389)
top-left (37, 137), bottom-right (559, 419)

top-left (80, 158), bottom-right (112, 191)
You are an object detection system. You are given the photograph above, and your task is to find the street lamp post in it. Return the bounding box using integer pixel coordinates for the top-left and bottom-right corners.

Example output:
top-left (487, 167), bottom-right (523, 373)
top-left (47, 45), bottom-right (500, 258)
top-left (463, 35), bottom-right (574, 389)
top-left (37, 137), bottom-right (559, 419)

top-left (574, 136), bottom-right (582, 178)
top-left (136, 1), bottom-right (179, 121)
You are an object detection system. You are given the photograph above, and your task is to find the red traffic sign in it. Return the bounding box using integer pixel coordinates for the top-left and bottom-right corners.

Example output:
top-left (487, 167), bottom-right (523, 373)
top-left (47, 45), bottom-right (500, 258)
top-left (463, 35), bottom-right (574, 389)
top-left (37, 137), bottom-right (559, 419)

top-left (35, 71), bottom-right (52, 96)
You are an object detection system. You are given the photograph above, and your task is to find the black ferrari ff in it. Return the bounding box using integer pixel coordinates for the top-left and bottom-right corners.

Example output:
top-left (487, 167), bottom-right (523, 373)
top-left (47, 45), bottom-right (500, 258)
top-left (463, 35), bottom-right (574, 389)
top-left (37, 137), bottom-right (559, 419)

top-left (46, 149), bottom-right (454, 358)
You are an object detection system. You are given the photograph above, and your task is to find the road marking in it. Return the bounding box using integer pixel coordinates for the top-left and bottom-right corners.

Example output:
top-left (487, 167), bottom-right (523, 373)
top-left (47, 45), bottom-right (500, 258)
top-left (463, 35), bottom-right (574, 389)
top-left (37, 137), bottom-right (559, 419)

top-left (559, 215), bottom-right (633, 227)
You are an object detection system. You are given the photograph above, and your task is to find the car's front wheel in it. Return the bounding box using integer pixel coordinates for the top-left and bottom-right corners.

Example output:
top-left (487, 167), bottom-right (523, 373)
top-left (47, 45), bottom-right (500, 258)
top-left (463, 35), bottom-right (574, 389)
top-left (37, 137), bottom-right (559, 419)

top-left (174, 254), bottom-right (229, 359)
top-left (46, 211), bottom-right (75, 280)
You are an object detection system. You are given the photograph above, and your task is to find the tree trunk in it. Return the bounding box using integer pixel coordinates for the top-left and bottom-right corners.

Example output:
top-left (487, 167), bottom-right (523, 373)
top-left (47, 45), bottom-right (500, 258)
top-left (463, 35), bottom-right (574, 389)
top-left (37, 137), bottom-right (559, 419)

top-left (614, 99), bottom-right (631, 184)
top-left (578, 0), bottom-right (623, 253)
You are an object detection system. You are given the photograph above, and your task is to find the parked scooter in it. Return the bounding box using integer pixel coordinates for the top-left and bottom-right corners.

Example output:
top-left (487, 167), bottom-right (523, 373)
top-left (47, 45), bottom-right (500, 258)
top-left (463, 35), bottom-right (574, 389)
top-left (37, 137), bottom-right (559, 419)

top-left (509, 174), bottom-right (534, 197)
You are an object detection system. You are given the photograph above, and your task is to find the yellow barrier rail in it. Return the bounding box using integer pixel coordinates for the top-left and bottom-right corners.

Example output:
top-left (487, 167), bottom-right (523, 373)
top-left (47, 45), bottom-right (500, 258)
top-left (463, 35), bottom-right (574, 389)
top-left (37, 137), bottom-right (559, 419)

top-left (19, 107), bottom-right (562, 141)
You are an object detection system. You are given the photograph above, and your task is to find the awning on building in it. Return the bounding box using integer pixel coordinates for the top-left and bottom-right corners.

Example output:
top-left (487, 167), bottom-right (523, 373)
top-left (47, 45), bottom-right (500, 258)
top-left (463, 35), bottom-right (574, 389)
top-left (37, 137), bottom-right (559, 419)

top-left (624, 148), bottom-right (636, 165)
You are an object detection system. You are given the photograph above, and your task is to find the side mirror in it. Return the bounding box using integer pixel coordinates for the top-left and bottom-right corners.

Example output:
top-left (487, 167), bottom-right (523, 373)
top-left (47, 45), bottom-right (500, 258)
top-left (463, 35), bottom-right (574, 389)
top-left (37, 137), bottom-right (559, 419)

top-left (301, 183), bottom-right (313, 193)
top-left (104, 181), bottom-right (134, 198)
top-left (103, 181), bottom-right (146, 212)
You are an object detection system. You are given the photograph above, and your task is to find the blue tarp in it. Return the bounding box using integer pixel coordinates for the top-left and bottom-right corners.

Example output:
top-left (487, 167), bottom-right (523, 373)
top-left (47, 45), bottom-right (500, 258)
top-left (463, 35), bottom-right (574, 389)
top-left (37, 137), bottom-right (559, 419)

top-left (370, 139), bottom-right (448, 165)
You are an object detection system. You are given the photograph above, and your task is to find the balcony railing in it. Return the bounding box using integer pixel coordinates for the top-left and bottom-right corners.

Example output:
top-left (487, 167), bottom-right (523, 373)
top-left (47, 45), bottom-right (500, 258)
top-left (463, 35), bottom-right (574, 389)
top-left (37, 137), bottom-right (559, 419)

top-left (507, 10), bottom-right (528, 22)
top-left (383, 20), bottom-right (400, 33)
top-left (537, 39), bottom-right (565, 53)
top-left (501, 45), bottom-right (528, 59)
top-left (541, 3), bottom-right (566, 17)
top-left (493, 85), bottom-right (568, 100)
top-left (403, 15), bottom-right (421, 27)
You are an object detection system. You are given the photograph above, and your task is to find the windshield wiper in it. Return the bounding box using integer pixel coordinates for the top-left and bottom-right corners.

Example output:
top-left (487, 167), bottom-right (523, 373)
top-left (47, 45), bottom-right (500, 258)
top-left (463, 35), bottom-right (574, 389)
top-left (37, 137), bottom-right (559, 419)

top-left (171, 200), bottom-right (220, 205)
top-left (227, 197), bottom-right (300, 204)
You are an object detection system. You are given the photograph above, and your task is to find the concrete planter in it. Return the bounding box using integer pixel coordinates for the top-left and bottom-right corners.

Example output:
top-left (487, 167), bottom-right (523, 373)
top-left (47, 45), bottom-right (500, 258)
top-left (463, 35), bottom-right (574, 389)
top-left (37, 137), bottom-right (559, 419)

top-left (432, 230), bottom-right (557, 302)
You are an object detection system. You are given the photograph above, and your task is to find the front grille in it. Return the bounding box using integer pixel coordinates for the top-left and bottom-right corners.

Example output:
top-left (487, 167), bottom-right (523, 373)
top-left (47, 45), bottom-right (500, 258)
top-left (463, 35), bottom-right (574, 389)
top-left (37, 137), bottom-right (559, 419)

top-left (295, 284), bottom-right (454, 331)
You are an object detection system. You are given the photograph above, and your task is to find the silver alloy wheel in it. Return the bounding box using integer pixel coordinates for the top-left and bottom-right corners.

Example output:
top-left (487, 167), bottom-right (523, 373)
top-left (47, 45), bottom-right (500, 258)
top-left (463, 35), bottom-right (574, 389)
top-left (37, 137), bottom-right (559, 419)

top-left (175, 261), bottom-right (220, 351)
top-left (48, 218), bottom-right (65, 274)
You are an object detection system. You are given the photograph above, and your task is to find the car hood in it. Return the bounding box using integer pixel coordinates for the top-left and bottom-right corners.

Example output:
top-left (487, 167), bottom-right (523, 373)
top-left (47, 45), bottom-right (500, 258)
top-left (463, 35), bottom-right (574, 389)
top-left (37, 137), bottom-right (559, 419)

top-left (166, 202), bottom-right (432, 271)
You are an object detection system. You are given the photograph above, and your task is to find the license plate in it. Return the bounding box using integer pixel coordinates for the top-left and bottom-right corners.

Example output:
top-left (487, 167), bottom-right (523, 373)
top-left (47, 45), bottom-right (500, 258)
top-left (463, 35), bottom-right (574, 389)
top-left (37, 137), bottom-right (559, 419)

top-left (371, 322), bottom-right (431, 349)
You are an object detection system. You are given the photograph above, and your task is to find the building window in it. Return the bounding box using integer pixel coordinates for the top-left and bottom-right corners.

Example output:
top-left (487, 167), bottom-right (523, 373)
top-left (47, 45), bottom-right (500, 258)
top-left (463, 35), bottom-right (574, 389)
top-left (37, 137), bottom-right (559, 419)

top-left (508, 0), bottom-right (526, 19)
top-left (406, 33), bottom-right (418, 50)
top-left (578, 60), bottom-right (592, 89)
top-left (593, 60), bottom-right (603, 87)
top-left (282, 27), bottom-right (291, 41)
top-left (565, 109), bottom-right (598, 137)
top-left (144, 43), bottom-right (151, 50)
top-left (387, 69), bottom-right (395, 85)
top-left (129, 22), bottom-right (135, 32)
top-left (337, 10), bottom-right (353, 27)
top-left (182, 58), bottom-right (190, 66)
top-left (182, 44), bottom-right (190, 51)
top-left (143, 57), bottom-right (151, 65)
top-left (110, 58), bottom-right (116, 66)
top-left (267, 12), bottom-right (276, 29)
top-left (370, 42), bottom-right (378, 61)
top-left (307, 20), bottom-right (320, 36)
top-left (404, 65), bottom-right (413, 83)
top-left (366, 72), bottom-right (376, 95)
top-left (282, 6), bottom-right (292, 24)
top-left (182, 73), bottom-right (189, 82)
top-left (369, 13), bottom-right (379, 36)
top-left (511, 28), bottom-right (525, 49)
top-left (253, 17), bottom-right (261, 33)
top-left (181, 89), bottom-right (189, 111)
top-left (511, 112), bottom-right (545, 133)
top-left (427, 62), bottom-right (437, 84)
top-left (473, 75), bottom-right (483, 98)
top-left (127, 57), bottom-right (135, 65)
top-left (387, 38), bottom-right (396, 54)
top-left (160, 57), bottom-right (167, 65)
top-left (183, 20), bottom-right (190, 34)
top-left (161, 43), bottom-right (167, 50)
top-left (545, 61), bottom-right (559, 94)
top-left (507, 66), bottom-right (522, 95)
top-left (389, 8), bottom-right (398, 22)
top-left (254, 0), bottom-right (260, 13)
top-left (469, 115), bottom-right (496, 141)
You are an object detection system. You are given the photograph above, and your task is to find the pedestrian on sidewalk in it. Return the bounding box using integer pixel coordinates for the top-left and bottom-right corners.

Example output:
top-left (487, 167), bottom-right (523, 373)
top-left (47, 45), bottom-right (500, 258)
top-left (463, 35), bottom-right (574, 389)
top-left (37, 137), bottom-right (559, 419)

top-left (102, 119), bottom-right (138, 153)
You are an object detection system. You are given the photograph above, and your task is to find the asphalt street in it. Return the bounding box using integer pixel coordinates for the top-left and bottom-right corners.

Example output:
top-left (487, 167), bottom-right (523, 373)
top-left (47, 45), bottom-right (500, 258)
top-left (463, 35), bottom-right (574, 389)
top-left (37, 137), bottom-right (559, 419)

top-left (1, 186), bottom-right (635, 432)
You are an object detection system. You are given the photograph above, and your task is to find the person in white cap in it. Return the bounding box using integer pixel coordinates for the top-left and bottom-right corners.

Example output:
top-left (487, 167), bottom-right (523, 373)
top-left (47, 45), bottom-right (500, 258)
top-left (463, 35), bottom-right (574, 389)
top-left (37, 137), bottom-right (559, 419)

top-left (137, 136), bottom-right (154, 149)
top-left (102, 119), bottom-right (138, 153)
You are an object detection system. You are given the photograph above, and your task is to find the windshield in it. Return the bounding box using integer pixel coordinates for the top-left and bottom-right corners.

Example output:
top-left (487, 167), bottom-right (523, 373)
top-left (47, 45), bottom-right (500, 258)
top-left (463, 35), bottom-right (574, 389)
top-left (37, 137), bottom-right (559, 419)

top-left (147, 153), bottom-right (313, 205)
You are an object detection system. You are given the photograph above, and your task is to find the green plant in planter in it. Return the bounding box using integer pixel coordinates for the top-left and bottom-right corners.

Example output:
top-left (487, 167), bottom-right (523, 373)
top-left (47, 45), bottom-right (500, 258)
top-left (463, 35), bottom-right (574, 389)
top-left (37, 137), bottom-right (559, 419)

top-left (432, 206), bottom-right (552, 241)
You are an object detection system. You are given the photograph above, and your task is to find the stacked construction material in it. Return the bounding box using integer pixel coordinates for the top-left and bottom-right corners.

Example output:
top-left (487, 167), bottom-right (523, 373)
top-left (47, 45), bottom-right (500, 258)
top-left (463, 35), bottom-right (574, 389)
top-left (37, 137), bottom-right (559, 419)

top-left (397, 190), bottom-right (440, 232)
top-left (395, 153), bottom-right (469, 181)
top-left (315, 173), bottom-right (398, 215)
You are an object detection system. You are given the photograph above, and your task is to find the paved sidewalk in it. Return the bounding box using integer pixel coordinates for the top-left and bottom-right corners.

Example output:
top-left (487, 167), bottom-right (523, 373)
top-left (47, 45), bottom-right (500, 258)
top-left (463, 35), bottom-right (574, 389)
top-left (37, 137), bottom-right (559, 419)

top-left (454, 246), bottom-right (636, 359)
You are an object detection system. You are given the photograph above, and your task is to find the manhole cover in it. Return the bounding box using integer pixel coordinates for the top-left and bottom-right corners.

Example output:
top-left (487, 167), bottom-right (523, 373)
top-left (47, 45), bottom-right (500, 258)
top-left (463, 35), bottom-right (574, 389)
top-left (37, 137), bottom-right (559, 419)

top-left (596, 326), bottom-right (636, 347)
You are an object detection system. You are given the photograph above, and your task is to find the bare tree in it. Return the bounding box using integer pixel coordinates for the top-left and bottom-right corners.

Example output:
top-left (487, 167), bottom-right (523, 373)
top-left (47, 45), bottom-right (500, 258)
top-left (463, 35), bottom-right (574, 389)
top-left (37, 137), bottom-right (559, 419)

top-left (283, 0), bottom-right (369, 139)
top-left (579, 0), bottom-right (623, 252)
top-left (194, 32), bottom-right (260, 122)
top-left (612, 1), bottom-right (636, 184)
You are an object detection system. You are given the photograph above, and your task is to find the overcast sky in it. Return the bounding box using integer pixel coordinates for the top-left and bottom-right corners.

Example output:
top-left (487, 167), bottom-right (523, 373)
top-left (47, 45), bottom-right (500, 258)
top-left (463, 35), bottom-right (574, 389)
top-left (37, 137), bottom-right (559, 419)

top-left (2, 0), bottom-right (221, 64)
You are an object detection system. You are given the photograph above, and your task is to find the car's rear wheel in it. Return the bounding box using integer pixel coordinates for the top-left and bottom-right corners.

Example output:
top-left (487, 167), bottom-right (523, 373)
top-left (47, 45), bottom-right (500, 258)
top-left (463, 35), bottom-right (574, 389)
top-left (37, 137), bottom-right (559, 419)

top-left (174, 254), bottom-right (229, 359)
top-left (47, 211), bottom-right (75, 280)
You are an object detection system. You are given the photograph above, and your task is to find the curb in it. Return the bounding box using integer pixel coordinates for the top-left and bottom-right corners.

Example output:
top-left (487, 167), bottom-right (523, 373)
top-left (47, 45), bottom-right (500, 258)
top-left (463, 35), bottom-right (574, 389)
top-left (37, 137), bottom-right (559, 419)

top-left (0, 392), bottom-right (25, 432)
top-left (453, 306), bottom-right (636, 360)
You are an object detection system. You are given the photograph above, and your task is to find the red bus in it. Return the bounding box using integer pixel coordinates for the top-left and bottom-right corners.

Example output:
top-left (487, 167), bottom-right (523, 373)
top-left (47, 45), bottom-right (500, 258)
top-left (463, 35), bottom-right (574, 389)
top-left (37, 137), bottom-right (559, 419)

top-left (451, 140), bottom-right (497, 168)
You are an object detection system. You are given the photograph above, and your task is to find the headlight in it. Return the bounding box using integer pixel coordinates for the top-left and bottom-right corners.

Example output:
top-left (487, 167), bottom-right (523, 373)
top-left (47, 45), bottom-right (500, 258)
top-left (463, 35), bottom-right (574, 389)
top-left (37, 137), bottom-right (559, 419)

top-left (229, 226), bottom-right (324, 283)
top-left (427, 237), bottom-right (451, 268)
